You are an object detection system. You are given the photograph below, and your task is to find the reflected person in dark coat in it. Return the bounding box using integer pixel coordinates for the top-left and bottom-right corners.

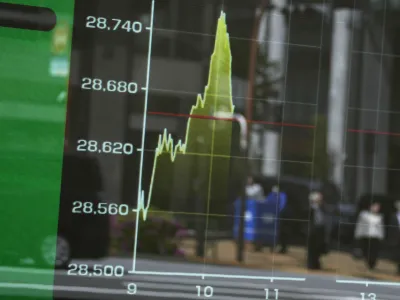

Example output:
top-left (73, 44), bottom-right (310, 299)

top-left (307, 191), bottom-right (327, 270)
top-left (389, 200), bottom-right (400, 275)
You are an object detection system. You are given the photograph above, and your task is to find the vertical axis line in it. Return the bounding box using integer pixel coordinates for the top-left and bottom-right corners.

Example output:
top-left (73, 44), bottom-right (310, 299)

top-left (131, 0), bottom-right (156, 272)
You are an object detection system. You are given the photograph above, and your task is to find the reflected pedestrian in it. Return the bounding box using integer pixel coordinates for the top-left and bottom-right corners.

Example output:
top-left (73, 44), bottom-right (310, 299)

top-left (389, 200), bottom-right (400, 275)
top-left (245, 176), bottom-right (264, 201)
top-left (266, 185), bottom-right (288, 253)
top-left (354, 202), bottom-right (384, 270)
top-left (307, 191), bottom-right (327, 270)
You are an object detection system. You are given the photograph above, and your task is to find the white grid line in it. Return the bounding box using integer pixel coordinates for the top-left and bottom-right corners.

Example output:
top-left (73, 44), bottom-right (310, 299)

top-left (304, 0), bottom-right (327, 276)
top-left (146, 209), bottom-right (311, 223)
top-left (152, 27), bottom-right (321, 49)
top-left (335, 0), bottom-right (358, 282)
top-left (344, 164), bottom-right (400, 172)
top-left (139, 148), bottom-right (313, 165)
top-left (202, 0), bottom-right (224, 275)
top-left (271, 0), bottom-right (294, 278)
top-left (348, 106), bottom-right (400, 115)
top-left (152, 26), bottom-right (400, 57)
top-left (352, 49), bottom-right (400, 58)
top-left (339, 221), bottom-right (400, 229)
top-left (335, 0), bottom-right (398, 287)
top-left (144, 86), bottom-right (318, 107)
top-left (366, 0), bottom-right (388, 276)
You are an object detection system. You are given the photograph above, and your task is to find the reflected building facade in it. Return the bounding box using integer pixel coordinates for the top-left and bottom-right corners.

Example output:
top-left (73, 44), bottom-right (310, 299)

top-left (67, 0), bottom-right (400, 210)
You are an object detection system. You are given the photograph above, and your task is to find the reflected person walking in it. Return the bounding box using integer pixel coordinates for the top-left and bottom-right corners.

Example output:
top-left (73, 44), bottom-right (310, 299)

top-left (307, 192), bottom-right (327, 270)
top-left (355, 202), bottom-right (384, 270)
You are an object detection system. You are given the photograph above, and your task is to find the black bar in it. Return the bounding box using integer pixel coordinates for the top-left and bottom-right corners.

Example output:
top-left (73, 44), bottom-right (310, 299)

top-left (0, 3), bottom-right (56, 31)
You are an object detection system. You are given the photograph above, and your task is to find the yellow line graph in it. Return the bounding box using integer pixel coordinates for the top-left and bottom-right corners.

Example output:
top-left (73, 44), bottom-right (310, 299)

top-left (138, 12), bottom-right (234, 220)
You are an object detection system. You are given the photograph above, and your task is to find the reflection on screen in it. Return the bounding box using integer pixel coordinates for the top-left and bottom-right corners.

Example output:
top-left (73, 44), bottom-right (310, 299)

top-left (2, 1), bottom-right (400, 300)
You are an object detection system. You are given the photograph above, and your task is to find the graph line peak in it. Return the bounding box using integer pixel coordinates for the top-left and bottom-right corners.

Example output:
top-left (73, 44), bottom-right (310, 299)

top-left (137, 11), bottom-right (234, 221)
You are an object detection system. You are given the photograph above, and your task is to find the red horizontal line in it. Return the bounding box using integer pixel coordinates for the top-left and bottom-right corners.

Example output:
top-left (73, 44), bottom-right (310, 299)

top-left (149, 111), bottom-right (235, 121)
top-left (247, 119), bottom-right (315, 129)
top-left (148, 111), bottom-right (400, 136)
top-left (148, 111), bottom-right (315, 129)
top-left (347, 128), bottom-right (400, 137)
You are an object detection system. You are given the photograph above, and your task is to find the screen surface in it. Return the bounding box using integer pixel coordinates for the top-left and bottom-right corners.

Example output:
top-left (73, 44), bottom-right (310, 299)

top-left (1, 1), bottom-right (400, 300)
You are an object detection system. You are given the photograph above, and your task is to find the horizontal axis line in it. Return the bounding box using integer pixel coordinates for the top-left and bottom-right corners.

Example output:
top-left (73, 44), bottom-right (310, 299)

top-left (336, 279), bottom-right (400, 287)
top-left (128, 270), bottom-right (306, 282)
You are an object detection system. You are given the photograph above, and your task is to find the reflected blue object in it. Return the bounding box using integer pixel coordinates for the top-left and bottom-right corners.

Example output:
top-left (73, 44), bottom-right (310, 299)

top-left (233, 198), bottom-right (280, 245)
top-left (266, 191), bottom-right (287, 213)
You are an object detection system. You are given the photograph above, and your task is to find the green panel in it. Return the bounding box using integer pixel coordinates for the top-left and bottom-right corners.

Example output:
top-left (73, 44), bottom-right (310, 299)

top-left (0, 0), bottom-right (74, 298)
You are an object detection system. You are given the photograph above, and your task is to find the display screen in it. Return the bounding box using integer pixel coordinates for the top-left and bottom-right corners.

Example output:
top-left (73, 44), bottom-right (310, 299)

top-left (1, 0), bottom-right (400, 299)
